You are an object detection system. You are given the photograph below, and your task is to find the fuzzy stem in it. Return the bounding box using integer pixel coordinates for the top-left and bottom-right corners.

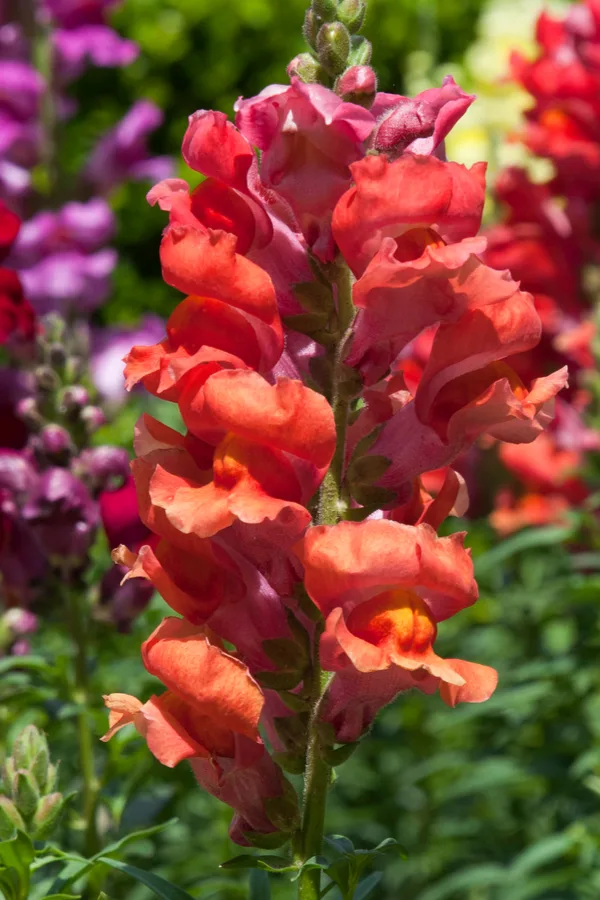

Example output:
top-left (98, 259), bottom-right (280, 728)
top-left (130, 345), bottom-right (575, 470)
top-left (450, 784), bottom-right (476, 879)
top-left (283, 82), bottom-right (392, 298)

top-left (297, 260), bottom-right (355, 900)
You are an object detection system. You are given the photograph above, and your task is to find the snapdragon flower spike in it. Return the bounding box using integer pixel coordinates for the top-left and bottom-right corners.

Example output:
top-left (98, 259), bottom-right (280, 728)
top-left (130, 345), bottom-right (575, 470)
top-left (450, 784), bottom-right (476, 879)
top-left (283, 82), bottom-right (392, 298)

top-left (108, 0), bottom-right (568, 848)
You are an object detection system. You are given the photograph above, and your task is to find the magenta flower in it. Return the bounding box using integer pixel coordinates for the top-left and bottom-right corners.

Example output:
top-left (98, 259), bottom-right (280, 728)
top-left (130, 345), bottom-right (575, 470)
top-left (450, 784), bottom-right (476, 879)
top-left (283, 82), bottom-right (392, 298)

top-left (235, 78), bottom-right (375, 260)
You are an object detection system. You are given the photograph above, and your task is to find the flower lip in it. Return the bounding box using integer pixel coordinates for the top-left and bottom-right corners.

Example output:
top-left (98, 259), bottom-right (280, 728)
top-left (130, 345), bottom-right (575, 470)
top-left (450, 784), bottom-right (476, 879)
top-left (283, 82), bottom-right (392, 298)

top-left (346, 588), bottom-right (437, 655)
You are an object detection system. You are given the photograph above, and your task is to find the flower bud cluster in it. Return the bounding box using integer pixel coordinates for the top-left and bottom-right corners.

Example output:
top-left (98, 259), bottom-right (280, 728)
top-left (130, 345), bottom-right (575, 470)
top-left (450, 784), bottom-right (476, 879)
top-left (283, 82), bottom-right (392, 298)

top-left (104, 0), bottom-right (566, 853)
top-left (292, 0), bottom-right (376, 107)
top-left (0, 725), bottom-right (67, 841)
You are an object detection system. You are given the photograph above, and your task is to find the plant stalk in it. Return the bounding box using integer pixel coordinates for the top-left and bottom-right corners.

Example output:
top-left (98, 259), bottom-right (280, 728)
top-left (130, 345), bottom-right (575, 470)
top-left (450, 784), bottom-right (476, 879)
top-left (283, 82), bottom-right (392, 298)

top-left (66, 583), bottom-right (100, 858)
top-left (297, 260), bottom-right (355, 899)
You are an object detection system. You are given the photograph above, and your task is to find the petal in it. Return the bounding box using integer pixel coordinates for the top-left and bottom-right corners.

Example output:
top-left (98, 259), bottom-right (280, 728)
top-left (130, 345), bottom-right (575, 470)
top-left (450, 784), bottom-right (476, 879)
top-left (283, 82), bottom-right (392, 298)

top-left (333, 153), bottom-right (486, 276)
top-left (101, 693), bottom-right (143, 741)
top-left (439, 659), bottom-right (498, 707)
top-left (298, 519), bottom-right (477, 621)
top-left (181, 370), bottom-right (336, 469)
top-left (142, 616), bottom-right (264, 741)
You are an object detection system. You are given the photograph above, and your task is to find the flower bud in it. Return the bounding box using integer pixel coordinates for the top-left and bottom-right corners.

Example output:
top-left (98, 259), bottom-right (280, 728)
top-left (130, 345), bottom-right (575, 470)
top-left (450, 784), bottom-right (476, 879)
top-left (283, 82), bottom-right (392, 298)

top-left (317, 21), bottom-right (351, 75)
top-left (47, 342), bottom-right (67, 370)
top-left (14, 769), bottom-right (39, 819)
top-left (12, 725), bottom-right (45, 771)
top-left (34, 365), bottom-right (60, 392)
top-left (64, 355), bottom-right (84, 382)
top-left (287, 52), bottom-right (324, 84)
top-left (347, 34), bottom-right (372, 66)
top-left (80, 405), bottom-right (106, 434)
top-left (37, 424), bottom-right (75, 463)
top-left (40, 312), bottom-right (66, 345)
top-left (58, 384), bottom-right (90, 412)
top-left (0, 796), bottom-right (25, 840)
top-left (75, 446), bottom-right (130, 492)
top-left (30, 745), bottom-right (51, 794)
top-left (303, 9), bottom-right (320, 49)
top-left (2, 608), bottom-right (37, 637)
top-left (336, 64), bottom-right (377, 107)
top-left (31, 792), bottom-right (65, 840)
top-left (312, 0), bottom-right (338, 21)
top-left (337, 0), bottom-right (366, 33)
top-left (2, 757), bottom-right (16, 793)
top-left (45, 762), bottom-right (58, 793)
top-left (16, 396), bottom-right (44, 431)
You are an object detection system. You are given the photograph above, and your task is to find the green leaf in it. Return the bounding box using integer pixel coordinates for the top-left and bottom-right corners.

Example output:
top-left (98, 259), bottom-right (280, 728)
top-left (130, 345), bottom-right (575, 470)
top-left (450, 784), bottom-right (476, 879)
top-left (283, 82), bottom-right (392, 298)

top-left (0, 657), bottom-right (51, 677)
top-left (242, 830), bottom-right (291, 850)
top-left (262, 638), bottom-right (308, 670)
top-left (220, 855), bottom-right (295, 873)
top-left (96, 858), bottom-right (197, 900)
top-left (248, 870), bottom-right (270, 900)
top-left (0, 830), bottom-right (34, 890)
top-left (353, 872), bottom-right (382, 900)
top-left (43, 895), bottom-right (81, 899)
top-left (272, 751), bottom-right (305, 775)
top-left (325, 835), bottom-right (355, 855)
top-left (322, 743), bottom-right (360, 767)
top-left (278, 691), bottom-right (311, 713)
top-left (48, 819), bottom-right (177, 894)
top-left (371, 837), bottom-right (407, 857)
top-left (0, 866), bottom-right (20, 900)
top-left (506, 832), bottom-right (575, 879)
top-left (254, 671), bottom-right (303, 691)
top-left (97, 818), bottom-right (178, 862)
top-left (290, 857), bottom-right (329, 883)
top-left (418, 864), bottom-right (507, 900)
top-left (474, 525), bottom-right (574, 577)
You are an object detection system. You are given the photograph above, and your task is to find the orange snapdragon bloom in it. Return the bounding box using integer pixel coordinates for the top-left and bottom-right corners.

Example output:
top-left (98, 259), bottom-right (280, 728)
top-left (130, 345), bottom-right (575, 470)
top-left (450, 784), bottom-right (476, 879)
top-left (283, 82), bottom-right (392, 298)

top-left (297, 520), bottom-right (496, 742)
top-left (103, 618), bottom-right (293, 841)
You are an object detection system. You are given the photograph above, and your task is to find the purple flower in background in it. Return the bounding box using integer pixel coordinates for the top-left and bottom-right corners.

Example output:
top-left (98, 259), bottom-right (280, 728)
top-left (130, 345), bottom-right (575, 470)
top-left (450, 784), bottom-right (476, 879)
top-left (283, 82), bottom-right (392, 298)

top-left (7, 198), bottom-right (117, 315)
top-left (0, 449), bottom-right (47, 603)
top-left (19, 247), bottom-right (117, 315)
top-left (0, 0), bottom-right (172, 631)
top-left (0, 60), bottom-right (44, 121)
top-left (0, 59), bottom-right (44, 203)
top-left (53, 26), bottom-right (138, 81)
top-left (8, 198), bottom-right (115, 266)
top-left (91, 314), bottom-right (164, 403)
top-left (85, 100), bottom-right (173, 193)
top-left (23, 466), bottom-right (99, 562)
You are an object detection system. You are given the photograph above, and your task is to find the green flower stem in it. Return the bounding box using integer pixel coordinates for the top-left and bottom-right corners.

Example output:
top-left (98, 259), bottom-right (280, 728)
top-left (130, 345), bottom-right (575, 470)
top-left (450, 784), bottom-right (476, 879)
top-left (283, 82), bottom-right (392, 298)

top-left (297, 260), bottom-right (355, 900)
top-left (66, 584), bottom-right (100, 858)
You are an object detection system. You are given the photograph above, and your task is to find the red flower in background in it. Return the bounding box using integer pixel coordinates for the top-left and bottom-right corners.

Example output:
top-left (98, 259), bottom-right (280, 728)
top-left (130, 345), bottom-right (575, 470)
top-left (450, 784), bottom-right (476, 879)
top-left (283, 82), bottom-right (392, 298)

top-left (0, 202), bottom-right (36, 346)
